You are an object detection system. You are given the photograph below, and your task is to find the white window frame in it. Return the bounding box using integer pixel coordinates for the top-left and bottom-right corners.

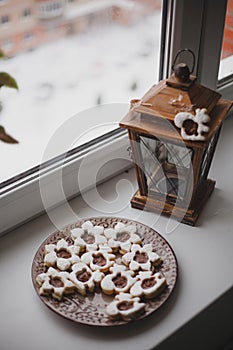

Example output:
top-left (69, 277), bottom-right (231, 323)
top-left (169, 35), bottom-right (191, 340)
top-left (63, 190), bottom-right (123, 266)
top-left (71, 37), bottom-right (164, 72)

top-left (162, 0), bottom-right (233, 100)
top-left (0, 0), bottom-right (232, 236)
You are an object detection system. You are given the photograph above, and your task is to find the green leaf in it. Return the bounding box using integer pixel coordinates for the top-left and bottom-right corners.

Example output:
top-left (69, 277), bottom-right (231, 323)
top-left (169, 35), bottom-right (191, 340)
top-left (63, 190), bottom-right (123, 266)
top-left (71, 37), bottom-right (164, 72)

top-left (0, 125), bottom-right (18, 144)
top-left (0, 72), bottom-right (18, 89)
top-left (0, 49), bottom-right (5, 58)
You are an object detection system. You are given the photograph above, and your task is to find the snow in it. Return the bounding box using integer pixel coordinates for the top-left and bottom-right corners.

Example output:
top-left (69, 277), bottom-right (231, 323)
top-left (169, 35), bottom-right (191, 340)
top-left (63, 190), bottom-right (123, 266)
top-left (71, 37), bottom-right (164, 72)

top-left (0, 11), bottom-right (161, 183)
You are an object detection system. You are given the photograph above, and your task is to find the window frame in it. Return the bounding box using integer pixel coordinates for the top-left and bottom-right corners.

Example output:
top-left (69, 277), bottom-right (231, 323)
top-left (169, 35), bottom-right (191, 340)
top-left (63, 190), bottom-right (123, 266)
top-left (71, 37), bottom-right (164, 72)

top-left (1, 0), bottom-right (232, 235)
top-left (162, 0), bottom-right (233, 100)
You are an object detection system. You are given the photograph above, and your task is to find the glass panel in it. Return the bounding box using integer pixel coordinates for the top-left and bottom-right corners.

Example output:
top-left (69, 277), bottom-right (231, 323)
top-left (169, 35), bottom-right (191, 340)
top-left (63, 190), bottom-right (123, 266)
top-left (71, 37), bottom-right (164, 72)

top-left (139, 135), bottom-right (193, 200)
top-left (200, 130), bottom-right (220, 182)
top-left (0, 0), bottom-right (162, 184)
top-left (218, 0), bottom-right (233, 81)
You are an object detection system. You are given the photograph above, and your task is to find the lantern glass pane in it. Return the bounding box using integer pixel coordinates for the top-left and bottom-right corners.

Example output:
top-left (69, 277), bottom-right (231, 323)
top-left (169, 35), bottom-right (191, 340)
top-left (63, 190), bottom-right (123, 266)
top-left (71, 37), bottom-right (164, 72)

top-left (200, 131), bottom-right (220, 182)
top-left (139, 135), bottom-right (193, 200)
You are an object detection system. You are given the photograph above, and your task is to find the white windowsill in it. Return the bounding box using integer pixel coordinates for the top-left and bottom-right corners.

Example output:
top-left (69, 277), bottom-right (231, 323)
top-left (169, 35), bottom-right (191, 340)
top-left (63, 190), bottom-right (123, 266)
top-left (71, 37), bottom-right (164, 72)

top-left (0, 115), bottom-right (233, 349)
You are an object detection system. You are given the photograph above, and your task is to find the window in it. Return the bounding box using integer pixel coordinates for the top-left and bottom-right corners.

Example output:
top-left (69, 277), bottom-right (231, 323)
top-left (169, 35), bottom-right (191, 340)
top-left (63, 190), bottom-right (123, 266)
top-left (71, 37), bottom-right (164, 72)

top-left (0, 14), bottom-right (9, 26)
top-left (0, 0), bottom-right (232, 235)
top-left (0, 0), bottom-right (163, 233)
top-left (38, 0), bottom-right (64, 18)
top-left (23, 31), bottom-right (34, 43)
top-left (22, 8), bottom-right (32, 20)
top-left (1, 37), bottom-right (12, 51)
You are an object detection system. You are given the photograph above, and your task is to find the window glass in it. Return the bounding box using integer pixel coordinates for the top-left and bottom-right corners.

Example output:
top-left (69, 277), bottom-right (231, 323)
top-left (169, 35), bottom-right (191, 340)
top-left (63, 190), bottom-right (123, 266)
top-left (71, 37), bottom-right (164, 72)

top-left (218, 0), bottom-right (233, 81)
top-left (0, 0), bottom-right (162, 184)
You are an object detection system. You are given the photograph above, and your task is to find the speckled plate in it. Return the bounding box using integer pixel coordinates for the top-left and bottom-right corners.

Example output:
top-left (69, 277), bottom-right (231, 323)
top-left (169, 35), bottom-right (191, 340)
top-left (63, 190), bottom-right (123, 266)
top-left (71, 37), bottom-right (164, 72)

top-left (31, 217), bottom-right (178, 326)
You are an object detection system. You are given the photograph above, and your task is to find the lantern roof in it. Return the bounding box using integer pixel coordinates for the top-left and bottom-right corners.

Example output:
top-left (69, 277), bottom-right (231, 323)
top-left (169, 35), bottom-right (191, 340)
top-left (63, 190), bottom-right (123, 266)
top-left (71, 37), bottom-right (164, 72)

top-left (120, 70), bottom-right (232, 146)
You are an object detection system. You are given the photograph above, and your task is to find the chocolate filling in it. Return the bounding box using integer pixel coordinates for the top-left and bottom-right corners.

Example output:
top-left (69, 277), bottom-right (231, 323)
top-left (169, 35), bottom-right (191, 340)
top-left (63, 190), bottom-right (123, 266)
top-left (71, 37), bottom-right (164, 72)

top-left (81, 231), bottom-right (95, 244)
top-left (134, 251), bottom-right (148, 263)
top-left (76, 269), bottom-right (91, 282)
top-left (183, 119), bottom-right (198, 136)
top-left (118, 301), bottom-right (134, 311)
top-left (112, 273), bottom-right (127, 288)
top-left (50, 277), bottom-right (64, 288)
top-left (56, 249), bottom-right (71, 259)
top-left (93, 253), bottom-right (107, 266)
top-left (141, 277), bottom-right (156, 289)
top-left (116, 231), bottom-right (130, 242)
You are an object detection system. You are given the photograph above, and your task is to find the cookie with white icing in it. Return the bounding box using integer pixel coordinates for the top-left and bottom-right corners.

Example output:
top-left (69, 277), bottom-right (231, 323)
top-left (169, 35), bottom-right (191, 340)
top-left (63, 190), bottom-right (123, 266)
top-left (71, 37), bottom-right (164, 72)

top-left (81, 245), bottom-right (115, 273)
top-left (71, 221), bottom-right (107, 252)
top-left (122, 244), bottom-right (162, 272)
top-left (130, 271), bottom-right (167, 299)
top-left (44, 238), bottom-right (81, 271)
top-left (69, 262), bottom-right (104, 295)
top-left (106, 293), bottom-right (145, 321)
top-left (101, 264), bottom-right (136, 295)
top-left (36, 267), bottom-right (74, 300)
top-left (104, 222), bottom-right (141, 254)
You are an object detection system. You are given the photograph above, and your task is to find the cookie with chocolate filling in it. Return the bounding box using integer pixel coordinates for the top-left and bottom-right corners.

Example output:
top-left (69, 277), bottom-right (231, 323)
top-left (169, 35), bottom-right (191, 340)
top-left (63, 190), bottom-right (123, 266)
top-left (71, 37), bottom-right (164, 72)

top-left (104, 222), bottom-right (141, 254)
top-left (130, 271), bottom-right (167, 299)
top-left (69, 262), bottom-right (104, 295)
top-left (36, 267), bottom-right (75, 300)
top-left (106, 293), bottom-right (145, 321)
top-left (81, 245), bottom-right (115, 273)
top-left (101, 264), bottom-right (136, 295)
top-left (44, 238), bottom-right (81, 271)
top-left (122, 244), bottom-right (162, 272)
top-left (71, 220), bottom-right (107, 252)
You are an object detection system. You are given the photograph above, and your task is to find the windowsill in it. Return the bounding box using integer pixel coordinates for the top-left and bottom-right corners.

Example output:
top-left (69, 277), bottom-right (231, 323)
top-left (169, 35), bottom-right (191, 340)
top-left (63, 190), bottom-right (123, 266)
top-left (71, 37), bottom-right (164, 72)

top-left (1, 116), bottom-right (233, 349)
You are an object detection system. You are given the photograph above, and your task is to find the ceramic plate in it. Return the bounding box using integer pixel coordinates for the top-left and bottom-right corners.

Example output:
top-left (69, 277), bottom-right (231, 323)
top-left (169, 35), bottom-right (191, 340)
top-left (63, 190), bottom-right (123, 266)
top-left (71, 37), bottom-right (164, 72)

top-left (31, 217), bottom-right (178, 326)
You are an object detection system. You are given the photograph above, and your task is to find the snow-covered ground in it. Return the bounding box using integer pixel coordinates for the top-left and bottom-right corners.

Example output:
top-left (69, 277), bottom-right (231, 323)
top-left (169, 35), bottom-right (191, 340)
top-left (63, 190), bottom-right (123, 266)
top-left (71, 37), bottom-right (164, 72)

top-left (0, 11), bottom-right (161, 183)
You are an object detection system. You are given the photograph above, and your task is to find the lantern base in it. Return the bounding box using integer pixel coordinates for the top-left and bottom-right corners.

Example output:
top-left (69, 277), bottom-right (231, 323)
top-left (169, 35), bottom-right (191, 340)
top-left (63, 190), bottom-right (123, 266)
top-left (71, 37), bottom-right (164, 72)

top-left (131, 179), bottom-right (215, 226)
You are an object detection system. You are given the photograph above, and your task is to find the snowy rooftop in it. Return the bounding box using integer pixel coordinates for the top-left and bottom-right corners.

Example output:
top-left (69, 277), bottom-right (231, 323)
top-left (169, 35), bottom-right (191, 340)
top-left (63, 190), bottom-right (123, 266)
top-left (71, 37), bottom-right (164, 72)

top-left (65, 0), bottom-right (136, 20)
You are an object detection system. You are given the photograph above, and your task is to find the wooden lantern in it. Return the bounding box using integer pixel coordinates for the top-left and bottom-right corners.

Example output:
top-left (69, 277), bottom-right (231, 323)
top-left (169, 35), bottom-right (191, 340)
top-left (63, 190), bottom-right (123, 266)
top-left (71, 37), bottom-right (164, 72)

top-left (120, 56), bottom-right (232, 225)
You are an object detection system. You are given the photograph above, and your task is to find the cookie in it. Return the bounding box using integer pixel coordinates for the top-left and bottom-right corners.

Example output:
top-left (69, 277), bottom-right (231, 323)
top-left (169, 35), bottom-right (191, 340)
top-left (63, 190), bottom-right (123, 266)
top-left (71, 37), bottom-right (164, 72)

top-left (130, 271), bottom-right (167, 299)
top-left (36, 267), bottom-right (74, 300)
top-left (71, 220), bottom-right (107, 252)
top-left (106, 293), bottom-right (145, 321)
top-left (81, 245), bottom-right (115, 273)
top-left (104, 222), bottom-right (141, 254)
top-left (69, 262), bottom-right (104, 295)
top-left (101, 264), bottom-right (136, 295)
top-left (44, 238), bottom-right (80, 271)
top-left (122, 244), bottom-right (162, 272)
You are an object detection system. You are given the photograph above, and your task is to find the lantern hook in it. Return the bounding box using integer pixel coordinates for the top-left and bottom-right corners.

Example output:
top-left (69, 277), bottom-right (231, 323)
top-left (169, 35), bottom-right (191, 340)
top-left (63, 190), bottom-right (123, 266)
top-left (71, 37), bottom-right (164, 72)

top-left (172, 48), bottom-right (196, 73)
top-left (171, 49), bottom-right (196, 83)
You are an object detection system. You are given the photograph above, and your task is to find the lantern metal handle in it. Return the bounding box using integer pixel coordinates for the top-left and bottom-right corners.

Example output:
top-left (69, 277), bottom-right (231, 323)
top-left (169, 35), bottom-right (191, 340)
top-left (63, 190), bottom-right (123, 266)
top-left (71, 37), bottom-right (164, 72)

top-left (172, 48), bottom-right (196, 74)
